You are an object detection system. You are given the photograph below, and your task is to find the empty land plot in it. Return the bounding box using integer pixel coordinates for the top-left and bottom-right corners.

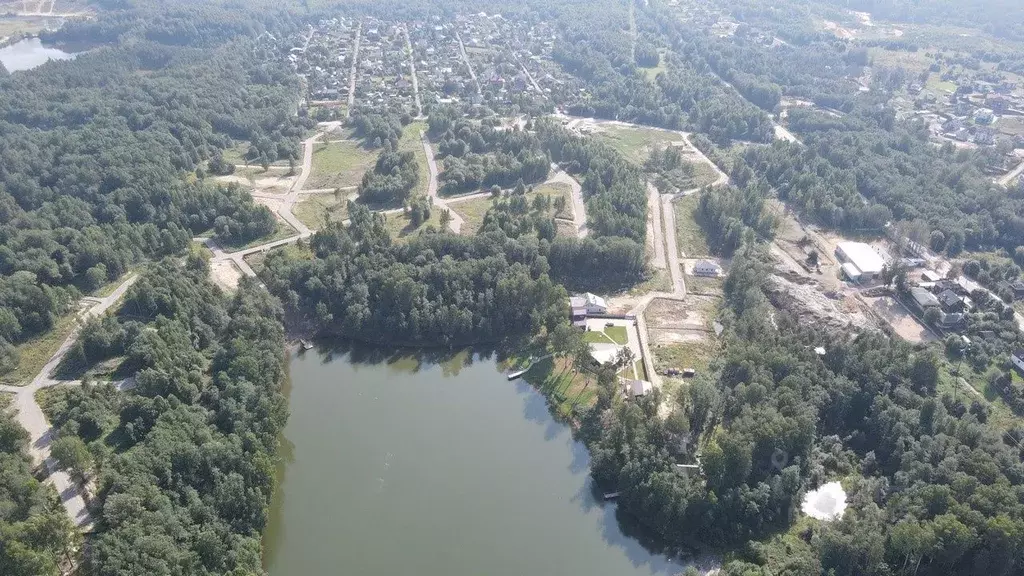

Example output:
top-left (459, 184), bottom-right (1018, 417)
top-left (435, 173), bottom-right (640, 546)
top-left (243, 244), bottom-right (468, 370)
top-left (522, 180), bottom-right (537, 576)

top-left (307, 141), bottom-right (378, 190)
top-left (450, 185), bottom-right (573, 236)
top-left (674, 194), bottom-right (710, 257)
top-left (862, 295), bottom-right (937, 343)
top-left (399, 121), bottom-right (430, 197)
top-left (591, 125), bottom-right (680, 166)
top-left (293, 193), bottom-right (351, 230)
top-left (383, 206), bottom-right (443, 240)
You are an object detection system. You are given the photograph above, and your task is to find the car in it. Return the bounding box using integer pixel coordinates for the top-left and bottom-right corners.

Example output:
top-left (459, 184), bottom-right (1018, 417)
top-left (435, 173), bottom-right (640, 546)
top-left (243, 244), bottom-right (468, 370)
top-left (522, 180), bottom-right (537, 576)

top-left (605, 322), bottom-right (615, 328)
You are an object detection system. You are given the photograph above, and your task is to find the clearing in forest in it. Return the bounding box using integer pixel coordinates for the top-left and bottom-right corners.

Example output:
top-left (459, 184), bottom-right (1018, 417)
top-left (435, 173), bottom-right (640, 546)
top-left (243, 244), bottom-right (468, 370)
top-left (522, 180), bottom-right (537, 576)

top-left (399, 121), bottom-right (430, 197)
top-left (449, 182), bottom-right (574, 236)
top-left (588, 124), bottom-right (680, 166)
top-left (293, 192), bottom-right (352, 230)
top-left (307, 140), bottom-right (378, 190)
top-left (674, 194), bottom-right (710, 258)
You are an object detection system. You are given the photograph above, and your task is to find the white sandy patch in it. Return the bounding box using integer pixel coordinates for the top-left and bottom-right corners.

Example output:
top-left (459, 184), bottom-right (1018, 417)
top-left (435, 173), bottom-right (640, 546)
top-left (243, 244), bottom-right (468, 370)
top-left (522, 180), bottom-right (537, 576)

top-left (802, 481), bottom-right (847, 521)
top-left (211, 260), bottom-right (243, 291)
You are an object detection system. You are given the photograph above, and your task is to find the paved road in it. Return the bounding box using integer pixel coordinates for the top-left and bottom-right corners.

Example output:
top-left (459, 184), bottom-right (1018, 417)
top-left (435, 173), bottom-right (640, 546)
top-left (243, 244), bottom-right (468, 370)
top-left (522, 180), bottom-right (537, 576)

top-left (346, 23), bottom-right (361, 117)
top-left (0, 273), bottom-right (139, 530)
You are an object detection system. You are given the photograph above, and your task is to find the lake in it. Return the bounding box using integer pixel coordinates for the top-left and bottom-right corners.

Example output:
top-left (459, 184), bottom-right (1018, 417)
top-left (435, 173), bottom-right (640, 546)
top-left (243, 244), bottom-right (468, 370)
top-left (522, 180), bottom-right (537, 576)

top-left (263, 344), bottom-right (695, 576)
top-left (0, 38), bottom-right (77, 72)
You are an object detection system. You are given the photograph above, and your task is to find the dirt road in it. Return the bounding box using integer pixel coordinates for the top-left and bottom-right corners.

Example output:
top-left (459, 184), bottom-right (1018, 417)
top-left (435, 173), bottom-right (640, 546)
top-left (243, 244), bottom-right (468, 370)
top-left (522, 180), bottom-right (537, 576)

top-left (997, 159), bottom-right (1024, 188)
top-left (0, 273), bottom-right (139, 530)
top-left (421, 132), bottom-right (464, 233)
top-left (346, 23), bottom-right (361, 117)
top-left (402, 25), bottom-right (423, 118)
top-left (455, 31), bottom-right (481, 95)
top-left (549, 168), bottom-right (588, 238)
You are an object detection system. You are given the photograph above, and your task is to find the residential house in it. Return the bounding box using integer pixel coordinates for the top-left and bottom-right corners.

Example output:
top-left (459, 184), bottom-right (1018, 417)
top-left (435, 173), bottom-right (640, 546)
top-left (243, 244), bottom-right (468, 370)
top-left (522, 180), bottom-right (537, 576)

top-left (910, 286), bottom-right (941, 313)
top-left (938, 289), bottom-right (966, 313)
top-left (975, 109), bottom-right (995, 125)
top-left (569, 293), bottom-right (607, 316)
top-left (622, 378), bottom-right (653, 398)
top-left (1012, 350), bottom-right (1024, 374)
top-left (693, 260), bottom-right (723, 277)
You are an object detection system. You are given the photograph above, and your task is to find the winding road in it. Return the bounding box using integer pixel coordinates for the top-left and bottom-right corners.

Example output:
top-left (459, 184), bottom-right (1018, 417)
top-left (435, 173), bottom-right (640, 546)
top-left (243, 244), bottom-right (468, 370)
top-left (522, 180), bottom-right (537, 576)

top-left (0, 274), bottom-right (139, 531)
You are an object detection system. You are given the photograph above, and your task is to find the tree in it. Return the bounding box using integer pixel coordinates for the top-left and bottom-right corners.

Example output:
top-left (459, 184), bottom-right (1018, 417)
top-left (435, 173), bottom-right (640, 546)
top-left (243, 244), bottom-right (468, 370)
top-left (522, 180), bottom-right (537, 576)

top-left (50, 435), bottom-right (92, 482)
top-left (439, 209), bottom-right (452, 230)
top-left (923, 307), bottom-right (942, 326)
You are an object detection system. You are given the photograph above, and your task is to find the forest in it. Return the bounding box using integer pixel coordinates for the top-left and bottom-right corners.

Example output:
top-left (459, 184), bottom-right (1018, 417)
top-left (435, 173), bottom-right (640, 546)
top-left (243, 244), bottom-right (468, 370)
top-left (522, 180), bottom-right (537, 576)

top-left (0, 6), bottom-right (306, 373)
top-left (261, 204), bottom-right (568, 345)
top-left (38, 255), bottom-right (287, 575)
top-left (568, 242), bottom-right (1024, 575)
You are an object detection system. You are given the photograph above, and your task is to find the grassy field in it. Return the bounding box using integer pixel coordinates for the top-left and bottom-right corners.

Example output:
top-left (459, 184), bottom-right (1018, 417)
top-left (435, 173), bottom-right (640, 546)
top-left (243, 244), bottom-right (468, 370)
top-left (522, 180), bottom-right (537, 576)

top-left (225, 221), bottom-right (296, 251)
top-left (307, 140), bottom-right (378, 190)
top-left (521, 356), bottom-right (597, 419)
top-left (674, 194), bottom-right (711, 257)
top-left (652, 338), bottom-right (718, 377)
top-left (641, 53), bottom-right (667, 83)
top-left (868, 46), bottom-right (935, 75)
top-left (583, 325), bottom-right (628, 345)
top-left (686, 273), bottom-right (725, 295)
top-left (450, 182), bottom-right (574, 236)
top-left (399, 121), bottom-right (430, 197)
top-left (2, 312), bottom-right (78, 386)
top-left (383, 205), bottom-right (443, 240)
top-left (592, 125), bottom-right (680, 166)
top-left (293, 192), bottom-right (350, 230)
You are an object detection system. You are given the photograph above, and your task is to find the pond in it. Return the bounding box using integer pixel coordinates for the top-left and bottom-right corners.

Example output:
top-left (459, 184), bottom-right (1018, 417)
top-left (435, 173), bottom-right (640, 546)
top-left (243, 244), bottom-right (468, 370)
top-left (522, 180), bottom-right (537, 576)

top-left (263, 344), bottom-right (699, 576)
top-left (0, 38), bottom-right (77, 72)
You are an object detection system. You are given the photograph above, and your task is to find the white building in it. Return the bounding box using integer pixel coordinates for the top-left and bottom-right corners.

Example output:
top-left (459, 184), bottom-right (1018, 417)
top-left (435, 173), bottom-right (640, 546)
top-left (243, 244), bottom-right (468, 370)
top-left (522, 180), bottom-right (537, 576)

top-left (835, 242), bottom-right (886, 281)
top-left (1012, 350), bottom-right (1024, 373)
top-left (622, 378), bottom-right (653, 398)
top-left (569, 293), bottom-right (607, 315)
top-left (693, 260), bottom-right (722, 277)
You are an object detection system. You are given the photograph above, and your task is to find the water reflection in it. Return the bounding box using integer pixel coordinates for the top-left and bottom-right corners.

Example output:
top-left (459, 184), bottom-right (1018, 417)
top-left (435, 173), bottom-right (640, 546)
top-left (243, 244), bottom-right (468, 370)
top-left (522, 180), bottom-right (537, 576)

top-left (0, 38), bottom-right (77, 72)
top-left (266, 340), bottom-right (707, 576)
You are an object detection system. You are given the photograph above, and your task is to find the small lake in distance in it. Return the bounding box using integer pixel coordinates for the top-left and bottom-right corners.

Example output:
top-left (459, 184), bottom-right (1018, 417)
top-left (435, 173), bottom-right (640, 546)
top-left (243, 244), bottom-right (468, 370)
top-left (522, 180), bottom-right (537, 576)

top-left (263, 344), bottom-right (704, 576)
top-left (0, 38), bottom-right (77, 72)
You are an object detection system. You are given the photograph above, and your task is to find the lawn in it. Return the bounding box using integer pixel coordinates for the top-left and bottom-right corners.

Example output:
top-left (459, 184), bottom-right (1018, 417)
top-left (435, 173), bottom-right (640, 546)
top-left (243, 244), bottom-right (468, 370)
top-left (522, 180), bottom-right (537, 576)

top-left (307, 140), bottom-right (378, 190)
top-left (399, 121), bottom-right (430, 197)
top-left (2, 312), bottom-right (79, 386)
top-left (591, 125), bottom-right (680, 166)
top-left (674, 194), bottom-right (711, 257)
top-left (582, 325), bottom-right (628, 345)
top-left (521, 356), bottom-right (597, 419)
top-left (293, 192), bottom-right (350, 230)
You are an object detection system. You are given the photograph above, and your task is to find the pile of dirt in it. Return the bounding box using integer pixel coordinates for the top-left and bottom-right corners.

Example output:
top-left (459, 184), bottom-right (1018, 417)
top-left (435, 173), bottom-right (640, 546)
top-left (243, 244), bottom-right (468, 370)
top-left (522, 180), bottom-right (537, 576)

top-left (767, 274), bottom-right (873, 331)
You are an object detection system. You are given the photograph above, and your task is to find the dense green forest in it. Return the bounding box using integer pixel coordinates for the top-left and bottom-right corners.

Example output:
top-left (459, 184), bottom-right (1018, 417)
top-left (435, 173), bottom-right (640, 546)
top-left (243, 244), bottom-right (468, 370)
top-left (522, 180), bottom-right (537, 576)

top-left (41, 256), bottom-right (287, 575)
top-left (0, 6), bottom-right (306, 373)
top-left (0, 411), bottom-right (78, 575)
top-left (571, 243), bottom-right (1024, 575)
top-left (261, 204), bottom-right (567, 344)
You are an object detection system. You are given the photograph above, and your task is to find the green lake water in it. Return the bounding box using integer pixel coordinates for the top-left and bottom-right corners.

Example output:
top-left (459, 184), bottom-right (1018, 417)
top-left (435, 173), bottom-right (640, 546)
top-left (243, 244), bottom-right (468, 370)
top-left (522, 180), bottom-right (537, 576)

top-left (263, 344), bottom-right (691, 576)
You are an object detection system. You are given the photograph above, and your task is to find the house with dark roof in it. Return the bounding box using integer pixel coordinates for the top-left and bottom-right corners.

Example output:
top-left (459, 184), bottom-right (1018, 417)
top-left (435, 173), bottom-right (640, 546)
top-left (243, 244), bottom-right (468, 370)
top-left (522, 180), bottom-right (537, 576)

top-left (938, 289), bottom-right (966, 313)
